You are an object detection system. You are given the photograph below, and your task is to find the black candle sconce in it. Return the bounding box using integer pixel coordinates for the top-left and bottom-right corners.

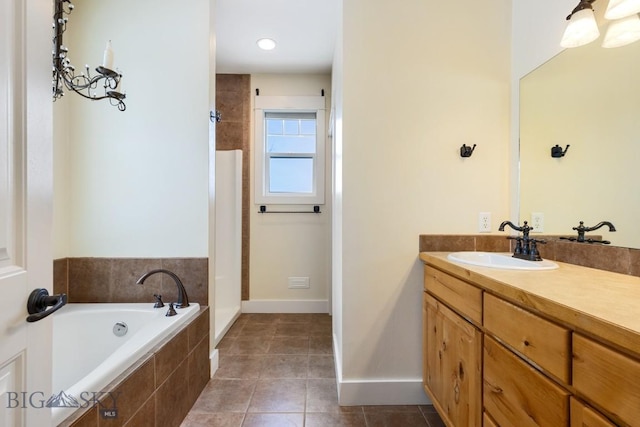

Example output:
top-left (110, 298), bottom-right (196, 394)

top-left (551, 144), bottom-right (570, 158)
top-left (460, 144), bottom-right (476, 158)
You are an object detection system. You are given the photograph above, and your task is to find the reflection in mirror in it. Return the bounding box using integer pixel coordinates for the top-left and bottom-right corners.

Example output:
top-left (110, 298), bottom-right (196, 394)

top-left (520, 39), bottom-right (640, 249)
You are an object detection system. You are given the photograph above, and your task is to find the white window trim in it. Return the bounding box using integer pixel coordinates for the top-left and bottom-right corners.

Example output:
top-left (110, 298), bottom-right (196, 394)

top-left (254, 96), bottom-right (326, 205)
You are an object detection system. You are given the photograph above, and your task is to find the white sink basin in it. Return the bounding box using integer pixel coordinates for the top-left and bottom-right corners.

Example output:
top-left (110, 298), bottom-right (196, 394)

top-left (447, 252), bottom-right (559, 271)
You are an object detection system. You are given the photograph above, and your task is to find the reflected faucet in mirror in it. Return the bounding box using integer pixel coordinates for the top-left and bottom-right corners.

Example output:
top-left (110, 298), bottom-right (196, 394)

top-left (136, 269), bottom-right (190, 308)
top-left (560, 220), bottom-right (617, 244)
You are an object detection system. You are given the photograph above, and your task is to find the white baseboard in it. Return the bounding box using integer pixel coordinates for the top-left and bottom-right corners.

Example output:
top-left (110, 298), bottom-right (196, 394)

top-left (332, 333), bottom-right (430, 406)
top-left (210, 349), bottom-right (219, 378)
top-left (241, 299), bottom-right (329, 313)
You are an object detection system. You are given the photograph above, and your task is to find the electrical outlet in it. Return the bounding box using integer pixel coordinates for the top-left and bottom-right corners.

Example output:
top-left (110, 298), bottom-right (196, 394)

top-left (478, 212), bottom-right (491, 233)
top-left (531, 212), bottom-right (544, 232)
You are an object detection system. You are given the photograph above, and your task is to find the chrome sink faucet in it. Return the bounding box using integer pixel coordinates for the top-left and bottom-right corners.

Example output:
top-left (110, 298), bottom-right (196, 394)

top-left (136, 269), bottom-right (190, 308)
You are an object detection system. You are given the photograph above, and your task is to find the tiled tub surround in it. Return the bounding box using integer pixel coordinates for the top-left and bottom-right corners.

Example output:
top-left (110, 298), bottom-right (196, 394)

top-left (419, 234), bottom-right (640, 277)
top-left (54, 258), bottom-right (208, 305)
top-left (60, 306), bottom-right (210, 427)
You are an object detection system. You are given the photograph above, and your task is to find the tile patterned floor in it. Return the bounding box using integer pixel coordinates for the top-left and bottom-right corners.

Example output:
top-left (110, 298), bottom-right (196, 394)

top-left (181, 313), bottom-right (445, 427)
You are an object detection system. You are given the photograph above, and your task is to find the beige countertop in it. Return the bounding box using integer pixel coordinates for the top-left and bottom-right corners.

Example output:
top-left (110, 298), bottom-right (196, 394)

top-left (420, 252), bottom-right (640, 358)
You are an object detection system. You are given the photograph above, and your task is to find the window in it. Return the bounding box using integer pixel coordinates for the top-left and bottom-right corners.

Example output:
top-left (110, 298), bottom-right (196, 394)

top-left (255, 96), bottom-right (325, 204)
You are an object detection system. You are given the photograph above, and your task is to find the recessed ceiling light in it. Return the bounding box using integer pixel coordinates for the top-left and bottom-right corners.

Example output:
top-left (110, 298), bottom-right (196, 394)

top-left (257, 38), bottom-right (276, 50)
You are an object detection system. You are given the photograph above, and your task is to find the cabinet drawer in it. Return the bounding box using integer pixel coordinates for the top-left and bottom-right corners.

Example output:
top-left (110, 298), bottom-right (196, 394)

top-left (424, 265), bottom-right (482, 324)
top-left (483, 412), bottom-right (499, 427)
top-left (484, 293), bottom-right (570, 383)
top-left (484, 336), bottom-right (570, 427)
top-left (570, 397), bottom-right (615, 427)
top-left (573, 334), bottom-right (640, 427)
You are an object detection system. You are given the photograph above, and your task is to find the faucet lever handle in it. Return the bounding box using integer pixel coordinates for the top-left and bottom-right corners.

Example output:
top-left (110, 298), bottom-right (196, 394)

top-left (153, 294), bottom-right (165, 308)
top-left (166, 302), bottom-right (177, 317)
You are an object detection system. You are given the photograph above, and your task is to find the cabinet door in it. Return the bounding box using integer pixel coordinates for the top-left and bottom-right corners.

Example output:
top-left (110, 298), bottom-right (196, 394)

top-left (570, 398), bottom-right (615, 427)
top-left (484, 336), bottom-right (570, 427)
top-left (424, 293), bottom-right (482, 427)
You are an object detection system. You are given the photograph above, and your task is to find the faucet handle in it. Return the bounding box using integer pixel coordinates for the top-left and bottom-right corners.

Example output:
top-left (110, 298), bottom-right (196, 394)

top-left (166, 302), bottom-right (177, 317)
top-left (153, 294), bottom-right (165, 308)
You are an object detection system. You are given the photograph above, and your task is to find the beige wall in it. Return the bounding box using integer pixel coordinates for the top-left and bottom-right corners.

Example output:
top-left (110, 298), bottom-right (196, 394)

top-left (334, 0), bottom-right (511, 404)
top-left (53, 0), bottom-right (211, 258)
top-left (248, 74), bottom-right (332, 306)
top-left (520, 41), bottom-right (639, 247)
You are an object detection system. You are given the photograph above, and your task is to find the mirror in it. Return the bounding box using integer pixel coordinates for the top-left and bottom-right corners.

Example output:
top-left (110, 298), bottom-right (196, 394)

top-left (520, 38), bottom-right (640, 249)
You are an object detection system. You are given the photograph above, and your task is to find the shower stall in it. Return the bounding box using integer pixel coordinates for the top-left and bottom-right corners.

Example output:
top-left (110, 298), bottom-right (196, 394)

top-left (214, 149), bottom-right (242, 344)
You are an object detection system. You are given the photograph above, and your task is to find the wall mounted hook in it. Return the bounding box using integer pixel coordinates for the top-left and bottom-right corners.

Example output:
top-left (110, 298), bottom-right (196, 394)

top-left (460, 144), bottom-right (476, 158)
top-left (551, 144), bottom-right (570, 158)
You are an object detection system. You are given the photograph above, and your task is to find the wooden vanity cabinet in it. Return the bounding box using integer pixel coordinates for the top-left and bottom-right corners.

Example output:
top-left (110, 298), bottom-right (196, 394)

top-left (570, 398), bottom-right (616, 427)
top-left (483, 293), bottom-right (571, 384)
top-left (423, 292), bottom-right (482, 427)
top-left (422, 257), bottom-right (631, 427)
top-left (483, 335), bottom-right (570, 427)
top-left (573, 334), bottom-right (640, 426)
top-left (483, 412), bottom-right (499, 427)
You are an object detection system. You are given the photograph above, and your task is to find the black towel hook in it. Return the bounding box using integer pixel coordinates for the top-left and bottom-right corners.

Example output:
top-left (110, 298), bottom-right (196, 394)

top-left (551, 144), bottom-right (570, 158)
top-left (460, 144), bottom-right (476, 158)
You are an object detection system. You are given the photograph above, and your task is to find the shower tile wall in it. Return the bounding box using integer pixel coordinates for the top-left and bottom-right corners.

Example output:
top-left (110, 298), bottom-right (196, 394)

top-left (53, 258), bottom-right (208, 305)
top-left (216, 74), bottom-right (251, 301)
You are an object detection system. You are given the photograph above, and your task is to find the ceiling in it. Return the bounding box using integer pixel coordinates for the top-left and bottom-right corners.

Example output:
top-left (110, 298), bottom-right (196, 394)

top-left (215, 0), bottom-right (341, 74)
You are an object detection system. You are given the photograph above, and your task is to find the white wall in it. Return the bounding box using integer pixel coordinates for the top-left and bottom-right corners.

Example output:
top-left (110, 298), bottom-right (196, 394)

top-left (334, 0), bottom-right (511, 404)
top-left (53, 0), bottom-right (211, 258)
top-left (247, 74), bottom-right (332, 311)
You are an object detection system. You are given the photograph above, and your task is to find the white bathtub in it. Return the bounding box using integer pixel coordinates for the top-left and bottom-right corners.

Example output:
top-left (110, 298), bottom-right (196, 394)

top-left (51, 302), bottom-right (200, 425)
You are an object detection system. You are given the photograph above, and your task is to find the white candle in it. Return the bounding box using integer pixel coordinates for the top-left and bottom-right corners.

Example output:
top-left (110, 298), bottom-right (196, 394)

top-left (102, 40), bottom-right (114, 70)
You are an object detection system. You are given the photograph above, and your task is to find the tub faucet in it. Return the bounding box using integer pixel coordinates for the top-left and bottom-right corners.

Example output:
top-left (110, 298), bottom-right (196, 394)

top-left (136, 269), bottom-right (190, 308)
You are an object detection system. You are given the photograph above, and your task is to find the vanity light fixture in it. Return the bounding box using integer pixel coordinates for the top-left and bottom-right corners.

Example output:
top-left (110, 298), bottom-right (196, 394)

top-left (562, 0), bottom-right (640, 48)
top-left (257, 38), bottom-right (277, 50)
top-left (52, 0), bottom-right (126, 111)
top-left (605, 0), bottom-right (640, 19)
top-left (602, 13), bottom-right (640, 47)
top-left (561, 0), bottom-right (600, 48)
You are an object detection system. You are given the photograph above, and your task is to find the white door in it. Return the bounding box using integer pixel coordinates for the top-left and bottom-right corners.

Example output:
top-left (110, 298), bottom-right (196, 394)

top-left (0, 0), bottom-right (54, 426)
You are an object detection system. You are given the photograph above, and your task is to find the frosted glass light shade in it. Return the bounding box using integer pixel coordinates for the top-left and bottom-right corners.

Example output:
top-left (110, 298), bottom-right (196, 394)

top-left (605, 0), bottom-right (640, 20)
top-left (602, 13), bottom-right (640, 47)
top-left (561, 8), bottom-right (601, 47)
